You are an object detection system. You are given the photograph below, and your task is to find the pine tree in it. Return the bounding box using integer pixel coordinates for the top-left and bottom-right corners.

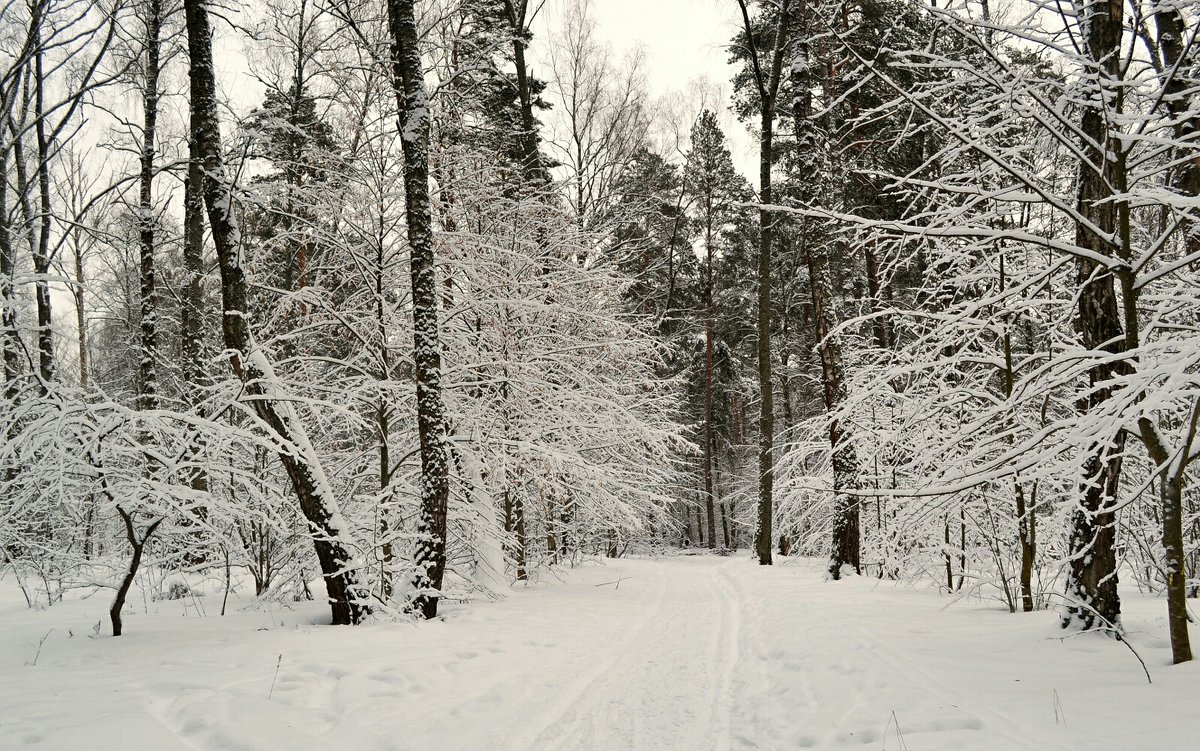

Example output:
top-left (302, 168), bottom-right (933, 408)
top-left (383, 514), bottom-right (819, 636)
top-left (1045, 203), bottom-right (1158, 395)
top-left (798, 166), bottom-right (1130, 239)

top-left (684, 110), bottom-right (747, 549)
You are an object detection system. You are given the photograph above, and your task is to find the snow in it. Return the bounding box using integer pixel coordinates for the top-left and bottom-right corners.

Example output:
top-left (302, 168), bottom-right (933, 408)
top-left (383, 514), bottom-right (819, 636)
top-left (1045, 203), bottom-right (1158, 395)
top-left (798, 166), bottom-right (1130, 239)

top-left (3, 556), bottom-right (1198, 750)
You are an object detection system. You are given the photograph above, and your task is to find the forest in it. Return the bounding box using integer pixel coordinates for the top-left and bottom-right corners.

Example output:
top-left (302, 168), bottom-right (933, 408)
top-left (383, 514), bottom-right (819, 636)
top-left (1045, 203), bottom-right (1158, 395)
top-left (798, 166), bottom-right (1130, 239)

top-left (1, 0), bottom-right (1199, 746)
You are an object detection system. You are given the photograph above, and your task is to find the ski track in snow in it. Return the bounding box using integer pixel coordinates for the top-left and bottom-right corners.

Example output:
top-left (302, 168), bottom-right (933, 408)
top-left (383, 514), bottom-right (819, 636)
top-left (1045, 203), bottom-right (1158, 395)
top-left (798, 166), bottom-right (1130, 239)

top-left (3, 555), bottom-right (1199, 750)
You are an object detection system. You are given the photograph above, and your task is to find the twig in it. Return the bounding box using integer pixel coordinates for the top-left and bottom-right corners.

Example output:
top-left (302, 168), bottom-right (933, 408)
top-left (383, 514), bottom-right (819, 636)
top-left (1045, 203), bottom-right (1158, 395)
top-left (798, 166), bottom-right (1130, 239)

top-left (594, 577), bottom-right (629, 589)
top-left (268, 654), bottom-right (282, 700)
top-left (30, 629), bottom-right (53, 666)
top-left (1052, 688), bottom-right (1067, 726)
top-left (883, 710), bottom-right (909, 751)
top-left (1050, 592), bottom-right (1153, 684)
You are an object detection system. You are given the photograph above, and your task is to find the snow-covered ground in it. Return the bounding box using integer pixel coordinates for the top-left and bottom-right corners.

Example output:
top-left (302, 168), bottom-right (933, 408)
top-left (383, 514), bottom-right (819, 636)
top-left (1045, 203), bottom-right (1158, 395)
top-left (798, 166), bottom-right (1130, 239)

top-left (2, 556), bottom-right (1197, 750)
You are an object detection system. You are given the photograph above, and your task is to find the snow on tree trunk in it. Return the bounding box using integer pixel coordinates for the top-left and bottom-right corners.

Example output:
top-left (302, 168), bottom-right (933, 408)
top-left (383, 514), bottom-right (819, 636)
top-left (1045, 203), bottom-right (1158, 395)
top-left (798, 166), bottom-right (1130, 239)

top-left (184, 0), bottom-right (368, 625)
top-left (0, 147), bottom-right (18, 392)
top-left (32, 28), bottom-right (54, 386)
top-left (137, 0), bottom-right (161, 411)
top-left (387, 0), bottom-right (452, 619)
top-left (1062, 0), bottom-right (1127, 631)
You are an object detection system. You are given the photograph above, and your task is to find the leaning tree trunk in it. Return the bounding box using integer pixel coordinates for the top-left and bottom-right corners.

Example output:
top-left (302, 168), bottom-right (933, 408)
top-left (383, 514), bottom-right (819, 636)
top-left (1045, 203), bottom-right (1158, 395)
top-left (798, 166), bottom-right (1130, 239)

top-left (1141, 418), bottom-right (1196, 664)
top-left (110, 507), bottom-right (163, 636)
top-left (1147, 0), bottom-right (1198, 666)
top-left (387, 0), bottom-right (452, 619)
top-left (1063, 0), bottom-right (1127, 631)
top-left (184, 0), bottom-right (367, 625)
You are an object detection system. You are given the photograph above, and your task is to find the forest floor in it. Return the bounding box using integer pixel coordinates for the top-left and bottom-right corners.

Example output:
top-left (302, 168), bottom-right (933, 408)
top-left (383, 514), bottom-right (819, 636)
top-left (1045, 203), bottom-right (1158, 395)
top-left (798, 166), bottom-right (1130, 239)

top-left (2, 554), bottom-right (1198, 750)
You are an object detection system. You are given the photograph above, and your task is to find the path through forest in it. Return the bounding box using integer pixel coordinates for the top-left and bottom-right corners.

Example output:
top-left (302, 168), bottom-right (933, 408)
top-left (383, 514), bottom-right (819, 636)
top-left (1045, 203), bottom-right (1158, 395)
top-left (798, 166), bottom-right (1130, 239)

top-left (3, 556), bottom-right (1198, 749)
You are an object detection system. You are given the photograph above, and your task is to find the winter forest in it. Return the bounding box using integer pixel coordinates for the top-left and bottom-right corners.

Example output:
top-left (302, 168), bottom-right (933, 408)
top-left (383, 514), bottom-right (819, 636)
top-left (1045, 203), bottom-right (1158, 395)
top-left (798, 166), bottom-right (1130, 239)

top-left (2, 0), bottom-right (1199, 747)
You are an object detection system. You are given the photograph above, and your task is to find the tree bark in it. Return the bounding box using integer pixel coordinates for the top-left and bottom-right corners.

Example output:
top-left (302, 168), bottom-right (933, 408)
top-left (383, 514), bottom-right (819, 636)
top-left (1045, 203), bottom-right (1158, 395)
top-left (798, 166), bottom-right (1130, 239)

top-left (32, 24), bottom-right (54, 385)
top-left (1063, 0), bottom-right (1127, 631)
top-left (110, 507), bottom-right (163, 636)
top-left (0, 146), bottom-right (19, 393)
top-left (502, 0), bottom-right (549, 185)
top-left (704, 198), bottom-right (718, 549)
top-left (387, 0), bottom-right (452, 619)
top-left (1151, 1), bottom-right (1200, 260)
top-left (736, 0), bottom-right (791, 566)
top-left (184, 0), bottom-right (368, 625)
top-left (1140, 409), bottom-right (1196, 664)
top-left (138, 0), bottom-right (162, 410)
top-left (792, 0), bottom-right (859, 577)
top-left (1000, 255), bottom-right (1035, 611)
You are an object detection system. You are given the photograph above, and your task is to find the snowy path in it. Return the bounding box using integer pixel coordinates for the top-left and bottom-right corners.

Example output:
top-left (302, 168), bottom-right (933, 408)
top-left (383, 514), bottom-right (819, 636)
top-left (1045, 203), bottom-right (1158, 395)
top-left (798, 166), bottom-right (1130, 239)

top-left (3, 555), bottom-right (1199, 750)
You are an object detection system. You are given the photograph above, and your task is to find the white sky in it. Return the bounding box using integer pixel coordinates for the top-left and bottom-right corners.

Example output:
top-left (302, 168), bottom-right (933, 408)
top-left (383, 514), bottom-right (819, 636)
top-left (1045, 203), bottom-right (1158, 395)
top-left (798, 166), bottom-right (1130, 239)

top-left (533, 0), bottom-right (757, 178)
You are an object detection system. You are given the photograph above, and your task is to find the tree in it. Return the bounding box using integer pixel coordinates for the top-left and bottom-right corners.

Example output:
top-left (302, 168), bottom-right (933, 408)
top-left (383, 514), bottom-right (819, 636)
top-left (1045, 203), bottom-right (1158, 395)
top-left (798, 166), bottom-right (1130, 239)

top-left (184, 0), bottom-right (369, 625)
top-left (386, 0), bottom-right (452, 619)
top-left (684, 110), bottom-right (746, 548)
top-left (733, 0), bottom-right (792, 565)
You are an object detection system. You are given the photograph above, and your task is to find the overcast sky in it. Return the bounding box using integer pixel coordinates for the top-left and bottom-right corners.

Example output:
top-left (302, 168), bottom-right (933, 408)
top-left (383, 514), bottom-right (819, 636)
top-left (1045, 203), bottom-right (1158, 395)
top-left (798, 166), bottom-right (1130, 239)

top-left (533, 0), bottom-right (758, 178)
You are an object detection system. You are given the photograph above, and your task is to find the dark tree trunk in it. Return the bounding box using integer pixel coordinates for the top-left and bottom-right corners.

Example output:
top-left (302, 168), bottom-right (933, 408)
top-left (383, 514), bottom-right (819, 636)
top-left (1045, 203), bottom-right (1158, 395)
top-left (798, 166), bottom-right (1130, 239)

top-left (110, 507), bottom-right (163, 636)
top-left (1141, 413), bottom-right (1196, 664)
top-left (138, 0), bottom-right (162, 410)
top-left (1000, 255), bottom-right (1036, 612)
top-left (502, 0), bottom-right (549, 186)
top-left (1152, 2), bottom-right (1200, 260)
top-left (181, 169), bottom-right (206, 395)
top-left (809, 239), bottom-right (860, 578)
top-left (1063, 0), bottom-right (1126, 631)
top-left (735, 0), bottom-right (791, 566)
top-left (32, 34), bottom-right (54, 385)
top-left (1161, 473), bottom-right (1193, 663)
top-left (864, 242), bottom-right (891, 350)
top-left (0, 147), bottom-right (19, 393)
top-left (387, 0), bottom-right (451, 619)
top-left (754, 103), bottom-right (776, 567)
top-left (792, 3), bottom-right (859, 578)
top-left (184, 0), bottom-right (367, 625)
top-left (704, 210), bottom-right (718, 549)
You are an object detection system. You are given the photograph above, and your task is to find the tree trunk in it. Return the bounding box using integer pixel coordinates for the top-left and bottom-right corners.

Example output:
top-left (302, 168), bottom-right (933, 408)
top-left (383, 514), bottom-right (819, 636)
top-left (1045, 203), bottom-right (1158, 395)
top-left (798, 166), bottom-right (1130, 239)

top-left (0, 147), bottom-right (19, 393)
top-left (1000, 255), bottom-right (1036, 611)
top-left (1152, 1), bottom-right (1200, 260)
top-left (32, 34), bottom-right (54, 385)
top-left (502, 0), bottom-right (549, 185)
top-left (387, 0), bottom-right (452, 619)
top-left (736, 0), bottom-right (791, 565)
top-left (184, 0), bottom-right (368, 625)
top-left (181, 168), bottom-right (206, 396)
top-left (792, 11), bottom-right (860, 578)
top-left (811, 234), bottom-right (860, 579)
top-left (1161, 473), bottom-right (1193, 663)
top-left (1140, 412), bottom-right (1196, 664)
top-left (1062, 0), bottom-right (1127, 631)
top-left (704, 214), bottom-right (718, 549)
top-left (754, 102), bottom-right (776, 567)
top-left (110, 507), bottom-right (163, 636)
top-left (138, 0), bottom-right (162, 410)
